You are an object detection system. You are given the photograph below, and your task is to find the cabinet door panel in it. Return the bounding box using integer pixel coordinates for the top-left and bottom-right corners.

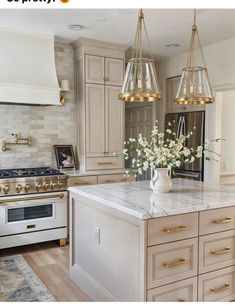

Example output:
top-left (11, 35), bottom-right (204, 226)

top-left (86, 84), bottom-right (105, 156)
top-left (105, 58), bottom-right (124, 86)
top-left (85, 55), bottom-right (104, 84)
top-left (105, 86), bottom-right (124, 156)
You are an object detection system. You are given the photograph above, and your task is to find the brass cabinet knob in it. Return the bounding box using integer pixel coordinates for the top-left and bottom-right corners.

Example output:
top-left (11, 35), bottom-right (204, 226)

top-left (16, 184), bottom-right (23, 193)
top-left (51, 182), bottom-right (57, 190)
top-left (24, 184), bottom-right (31, 192)
top-left (43, 183), bottom-right (50, 191)
top-left (3, 185), bottom-right (9, 194)
top-left (36, 183), bottom-right (42, 192)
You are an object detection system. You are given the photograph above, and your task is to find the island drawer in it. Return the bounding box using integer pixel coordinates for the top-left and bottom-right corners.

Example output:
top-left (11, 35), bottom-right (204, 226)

top-left (147, 213), bottom-right (198, 246)
top-left (97, 174), bottom-right (135, 184)
top-left (198, 266), bottom-right (235, 302)
top-left (86, 157), bottom-right (124, 170)
top-left (147, 277), bottom-right (197, 302)
top-left (199, 207), bottom-right (235, 236)
top-left (147, 238), bottom-right (198, 289)
top-left (199, 229), bottom-right (235, 274)
top-left (67, 176), bottom-right (97, 187)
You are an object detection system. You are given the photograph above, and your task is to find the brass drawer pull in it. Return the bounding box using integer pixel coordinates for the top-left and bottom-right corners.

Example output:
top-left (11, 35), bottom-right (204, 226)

top-left (162, 225), bottom-right (187, 233)
top-left (98, 162), bottom-right (113, 165)
top-left (211, 247), bottom-right (232, 255)
top-left (210, 283), bottom-right (231, 293)
top-left (163, 258), bottom-right (187, 268)
top-left (105, 180), bottom-right (115, 183)
top-left (74, 182), bottom-right (89, 186)
top-left (178, 298), bottom-right (185, 302)
top-left (212, 217), bottom-right (232, 224)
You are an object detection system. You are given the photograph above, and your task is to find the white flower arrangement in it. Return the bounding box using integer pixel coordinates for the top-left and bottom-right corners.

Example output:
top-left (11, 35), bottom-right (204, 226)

top-left (122, 120), bottom-right (222, 176)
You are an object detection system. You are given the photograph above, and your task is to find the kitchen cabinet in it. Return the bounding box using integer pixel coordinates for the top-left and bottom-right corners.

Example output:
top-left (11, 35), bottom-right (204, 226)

top-left (72, 38), bottom-right (126, 172)
top-left (166, 75), bottom-right (205, 114)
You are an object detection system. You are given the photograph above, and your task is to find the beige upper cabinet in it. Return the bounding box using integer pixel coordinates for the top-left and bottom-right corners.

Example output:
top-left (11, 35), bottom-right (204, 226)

top-left (85, 55), bottom-right (104, 84)
top-left (105, 58), bottom-right (124, 86)
top-left (85, 84), bottom-right (105, 157)
top-left (105, 86), bottom-right (124, 156)
top-left (166, 76), bottom-right (205, 113)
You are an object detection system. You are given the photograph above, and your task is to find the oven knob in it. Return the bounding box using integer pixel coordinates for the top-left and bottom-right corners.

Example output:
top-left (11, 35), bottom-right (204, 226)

top-left (3, 185), bottom-right (9, 194)
top-left (50, 182), bottom-right (57, 190)
top-left (24, 184), bottom-right (31, 192)
top-left (36, 183), bottom-right (42, 192)
top-left (16, 184), bottom-right (23, 194)
top-left (58, 182), bottom-right (63, 189)
top-left (43, 182), bottom-right (50, 191)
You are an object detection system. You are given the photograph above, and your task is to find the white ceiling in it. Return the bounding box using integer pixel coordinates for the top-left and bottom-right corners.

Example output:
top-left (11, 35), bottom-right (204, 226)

top-left (0, 9), bottom-right (235, 59)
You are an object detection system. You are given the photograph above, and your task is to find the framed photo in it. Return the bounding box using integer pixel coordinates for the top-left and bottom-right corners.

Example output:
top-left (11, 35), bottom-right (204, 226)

top-left (54, 145), bottom-right (75, 169)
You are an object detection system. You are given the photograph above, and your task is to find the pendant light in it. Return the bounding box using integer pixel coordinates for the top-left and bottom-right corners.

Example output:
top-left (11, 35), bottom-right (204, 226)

top-left (119, 9), bottom-right (161, 102)
top-left (175, 10), bottom-right (214, 105)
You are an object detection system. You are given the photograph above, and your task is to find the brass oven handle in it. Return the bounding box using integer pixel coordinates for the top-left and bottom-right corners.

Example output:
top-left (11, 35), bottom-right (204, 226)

top-left (211, 247), bottom-right (232, 255)
top-left (210, 283), bottom-right (231, 293)
top-left (98, 162), bottom-right (113, 165)
top-left (0, 193), bottom-right (64, 204)
top-left (163, 258), bottom-right (187, 268)
top-left (162, 225), bottom-right (187, 233)
top-left (212, 217), bottom-right (232, 224)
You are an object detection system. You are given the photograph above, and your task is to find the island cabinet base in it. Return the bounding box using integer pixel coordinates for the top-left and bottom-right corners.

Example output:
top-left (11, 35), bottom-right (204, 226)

top-left (69, 187), bottom-right (235, 302)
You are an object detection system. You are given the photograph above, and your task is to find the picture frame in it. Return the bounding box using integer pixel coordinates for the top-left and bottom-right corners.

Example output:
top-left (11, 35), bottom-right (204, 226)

top-left (54, 145), bottom-right (76, 169)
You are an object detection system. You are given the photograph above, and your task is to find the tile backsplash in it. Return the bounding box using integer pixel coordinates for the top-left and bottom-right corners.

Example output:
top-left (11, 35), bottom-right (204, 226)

top-left (0, 40), bottom-right (77, 169)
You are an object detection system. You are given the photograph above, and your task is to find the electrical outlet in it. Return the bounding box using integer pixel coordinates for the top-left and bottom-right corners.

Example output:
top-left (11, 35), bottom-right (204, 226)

top-left (94, 226), bottom-right (100, 244)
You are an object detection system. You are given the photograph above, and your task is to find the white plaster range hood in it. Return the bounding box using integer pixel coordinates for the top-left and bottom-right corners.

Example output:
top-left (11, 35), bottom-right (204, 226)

top-left (0, 30), bottom-right (60, 106)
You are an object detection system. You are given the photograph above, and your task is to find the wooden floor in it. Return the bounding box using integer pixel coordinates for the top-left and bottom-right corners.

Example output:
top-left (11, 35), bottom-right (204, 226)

top-left (0, 241), bottom-right (90, 302)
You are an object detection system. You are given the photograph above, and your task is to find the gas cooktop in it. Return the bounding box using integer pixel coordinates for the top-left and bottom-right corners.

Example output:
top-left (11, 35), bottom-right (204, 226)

top-left (0, 167), bottom-right (64, 179)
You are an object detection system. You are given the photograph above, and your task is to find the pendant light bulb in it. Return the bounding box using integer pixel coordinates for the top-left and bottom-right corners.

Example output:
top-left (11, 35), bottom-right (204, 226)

top-left (175, 9), bottom-right (214, 105)
top-left (119, 9), bottom-right (161, 102)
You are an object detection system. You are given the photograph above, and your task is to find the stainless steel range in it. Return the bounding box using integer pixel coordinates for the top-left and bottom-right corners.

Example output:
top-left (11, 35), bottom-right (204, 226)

top-left (0, 167), bottom-right (68, 249)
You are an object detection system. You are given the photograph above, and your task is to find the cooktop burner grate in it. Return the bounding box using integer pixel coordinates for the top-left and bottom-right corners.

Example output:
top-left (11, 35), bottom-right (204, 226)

top-left (0, 167), bottom-right (64, 179)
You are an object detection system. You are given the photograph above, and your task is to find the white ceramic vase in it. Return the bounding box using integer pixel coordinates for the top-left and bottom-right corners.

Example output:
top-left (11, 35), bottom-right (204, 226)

top-left (150, 168), bottom-right (172, 193)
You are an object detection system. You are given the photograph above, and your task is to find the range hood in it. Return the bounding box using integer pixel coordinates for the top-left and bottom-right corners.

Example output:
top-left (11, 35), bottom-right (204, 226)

top-left (0, 30), bottom-right (60, 106)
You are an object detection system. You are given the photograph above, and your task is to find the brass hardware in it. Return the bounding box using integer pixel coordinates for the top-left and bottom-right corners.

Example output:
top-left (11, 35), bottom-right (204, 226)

top-left (3, 185), bottom-right (9, 194)
top-left (27, 224), bottom-right (36, 229)
top-left (162, 225), bottom-right (187, 233)
top-left (43, 182), bottom-right (50, 191)
top-left (211, 247), bottom-right (232, 255)
top-left (98, 162), bottom-right (114, 165)
top-left (24, 184), bottom-right (31, 193)
top-left (163, 258), bottom-right (187, 268)
top-left (58, 182), bottom-right (63, 188)
top-left (212, 217), bottom-right (232, 224)
top-left (0, 193), bottom-right (64, 204)
top-left (210, 283), bottom-right (231, 293)
top-left (74, 182), bottom-right (89, 186)
top-left (60, 80), bottom-right (70, 106)
top-left (106, 180), bottom-right (114, 183)
top-left (50, 182), bottom-right (57, 190)
top-left (16, 184), bottom-right (23, 194)
top-left (178, 299), bottom-right (185, 302)
top-left (59, 238), bottom-right (66, 247)
top-left (103, 77), bottom-right (109, 82)
top-left (36, 183), bottom-right (42, 192)
top-left (2, 134), bottom-right (32, 152)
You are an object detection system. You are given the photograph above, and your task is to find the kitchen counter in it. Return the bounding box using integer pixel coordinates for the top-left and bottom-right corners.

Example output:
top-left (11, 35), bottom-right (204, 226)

top-left (69, 179), bottom-right (235, 302)
top-left (69, 178), bottom-right (235, 219)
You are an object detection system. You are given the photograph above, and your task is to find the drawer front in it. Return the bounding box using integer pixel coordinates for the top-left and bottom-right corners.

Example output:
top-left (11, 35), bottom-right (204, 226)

top-left (199, 207), bottom-right (235, 236)
top-left (86, 157), bottom-right (124, 170)
top-left (147, 238), bottom-right (198, 289)
top-left (98, 174), bottom-right (135, 184)
top-left (67, 176), bottom-right (97, 187)
top-left (199, 230), bottom-right (235, 274)
top-left (148, 213), bottom-right (198, 246)
top-left (147, 277), bottom-right (197, 302)
top-left (198, 266), bottom-right (235, 302)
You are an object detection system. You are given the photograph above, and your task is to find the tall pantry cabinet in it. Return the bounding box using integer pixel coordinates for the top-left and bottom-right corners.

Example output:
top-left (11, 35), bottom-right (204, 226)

top-left (72, 38), bottom-right (127, 172)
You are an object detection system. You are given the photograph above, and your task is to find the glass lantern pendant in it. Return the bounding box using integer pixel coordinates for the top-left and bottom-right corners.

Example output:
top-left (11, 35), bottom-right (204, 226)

top-left (175, 10), bottom-right (214, 105)
top-left (119, 9), bottom-right (161, 102)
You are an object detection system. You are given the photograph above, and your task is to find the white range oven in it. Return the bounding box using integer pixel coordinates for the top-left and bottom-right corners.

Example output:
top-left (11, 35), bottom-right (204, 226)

top-left (0, 167), bottom-right (68, 249)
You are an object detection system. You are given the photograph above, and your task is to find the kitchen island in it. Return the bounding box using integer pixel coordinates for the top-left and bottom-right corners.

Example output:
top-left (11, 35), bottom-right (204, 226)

top-left (69, 179), bottom-right (235, 302)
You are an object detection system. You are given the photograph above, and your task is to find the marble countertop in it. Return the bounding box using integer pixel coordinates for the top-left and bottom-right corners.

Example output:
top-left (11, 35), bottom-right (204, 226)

top-left (62, 169), bottom-right (126, 177)
top-left (69, 179), bottom-right (235, 220)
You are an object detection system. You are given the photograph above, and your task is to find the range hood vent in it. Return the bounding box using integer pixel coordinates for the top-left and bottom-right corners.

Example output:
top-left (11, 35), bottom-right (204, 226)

top-left (0, 30), bottom-right (60, 106)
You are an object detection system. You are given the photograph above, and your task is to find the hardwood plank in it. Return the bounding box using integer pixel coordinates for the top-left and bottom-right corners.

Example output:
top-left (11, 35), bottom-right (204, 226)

top-left (0, 241), bottom-right (91, 302)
